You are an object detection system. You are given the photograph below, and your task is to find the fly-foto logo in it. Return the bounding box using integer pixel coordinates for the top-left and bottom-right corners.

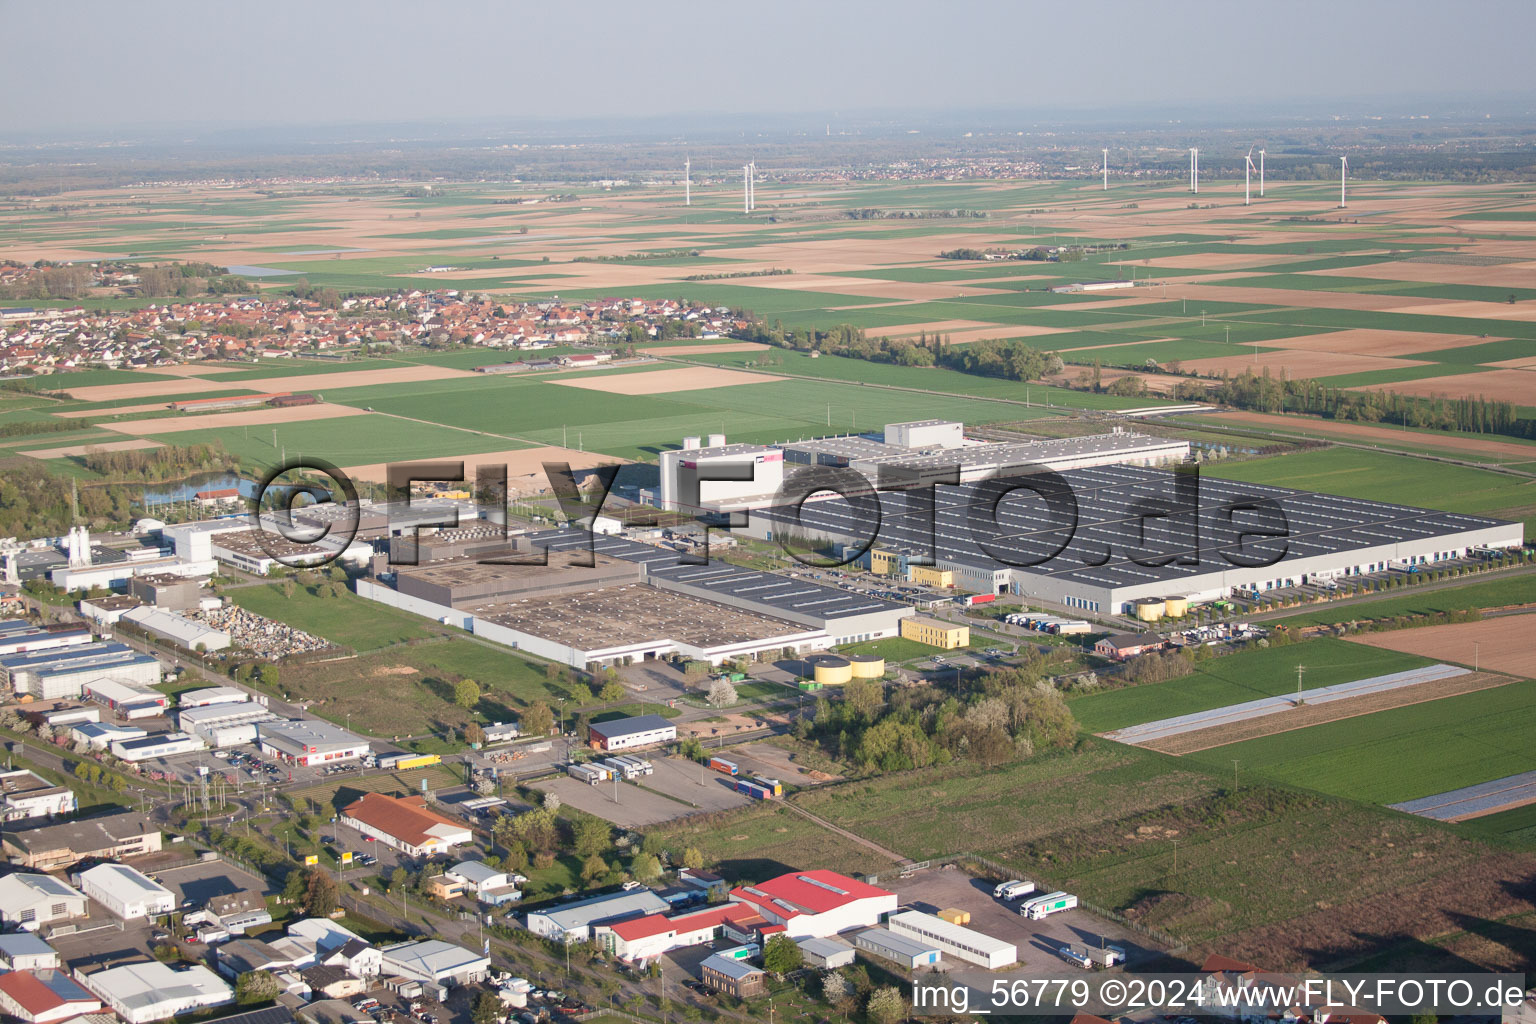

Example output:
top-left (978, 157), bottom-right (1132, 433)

top-left (247, 456), bottom-right (1291, 572)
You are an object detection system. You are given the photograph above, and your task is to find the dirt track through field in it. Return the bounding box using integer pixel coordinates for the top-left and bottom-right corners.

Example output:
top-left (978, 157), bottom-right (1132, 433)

top-left (1139, 670), bottom-right (1514, 754)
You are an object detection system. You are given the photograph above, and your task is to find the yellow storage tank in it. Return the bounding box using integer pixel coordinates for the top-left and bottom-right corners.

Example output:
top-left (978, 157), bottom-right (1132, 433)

top-left (810, 654), bottom-right (853, 686)
top-left (848, 654), bottom-right (885, 679)
top-left (1133, 598), bottom-right (1166, 622)
top-left (1163, 595), bottom-right (1189, 618)
top-left (937, 908), bottom-right (971, 926)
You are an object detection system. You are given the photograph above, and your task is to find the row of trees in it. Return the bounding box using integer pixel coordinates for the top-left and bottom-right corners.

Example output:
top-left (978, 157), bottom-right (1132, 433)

top-left (735, 318), bottom-right (1067, 383)
top-left (1209, 368), bottom-right (1532, 438)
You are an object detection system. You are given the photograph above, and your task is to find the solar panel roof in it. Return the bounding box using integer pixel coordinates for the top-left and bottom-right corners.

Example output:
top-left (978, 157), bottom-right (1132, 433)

top-left (748, 463), bottom-right (1513, 590)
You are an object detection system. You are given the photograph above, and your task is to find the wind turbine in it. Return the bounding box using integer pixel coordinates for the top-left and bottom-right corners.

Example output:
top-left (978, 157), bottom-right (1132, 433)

top-left (1339, 155), bottom-right (1348, 208)
top-left (1244, 146), bottom-right (1256, 206)
top-left (743, 164), bottom-right (750, 213)
top-left (1102, 148), bottom-right (1109, 191)
top-left (684, 157), bottom-right (690, 206)
top-left (1189, 148), bottom-right (1196, 192)
top-left (1193, 148), bottom-right (1200, 194)
top-left (1258, 148), bottom-right (1265, 196)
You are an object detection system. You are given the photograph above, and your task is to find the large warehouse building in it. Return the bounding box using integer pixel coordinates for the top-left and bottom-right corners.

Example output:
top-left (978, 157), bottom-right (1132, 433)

top-left (727, 870), bottom-right (897, 939)
top-left (742, 463), bottom-right (1523, 613)
top-left (658, 422), bottom-right (1188, 512)
top-left (360, 529), bottom-right (912, 667)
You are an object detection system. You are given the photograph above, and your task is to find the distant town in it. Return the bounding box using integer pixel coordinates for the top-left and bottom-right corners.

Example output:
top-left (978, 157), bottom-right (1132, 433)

top-left (0, 282), bottom-right (746, 375)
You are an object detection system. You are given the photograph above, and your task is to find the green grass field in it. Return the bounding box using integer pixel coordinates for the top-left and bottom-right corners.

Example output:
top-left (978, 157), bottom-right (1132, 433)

top-left (1070, 638), bottom-right (1436, 733)
top-left (230, 583), bottom-right (442, 650)
top-left (148, 412), bottom-right (528, 467)
top-left (789, 741), bottom-right (1497, 945)
top-left (1184, 680), bottom-right (1536, 805)
top-left (647, 800), bottom-right (900, 882)
top-left (1202, 447), bottom-right (1534, 520)
top-left (277, 637), bottom-right (570, 737)
top-left (319, 371), bottom-right (1065, 461)
top-left (1458, 801), bottom-right (1536, 847)
top-left (1270, 572), bottom-right (1536, 627)
top-left (836, 636), bottom-right (951, 662)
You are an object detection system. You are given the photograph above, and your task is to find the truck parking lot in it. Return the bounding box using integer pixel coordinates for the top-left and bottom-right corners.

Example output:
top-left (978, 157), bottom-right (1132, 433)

top-left (887, 866), bottom-right (1159, 982)
top-left (534, 757), bottom-right (749, 827)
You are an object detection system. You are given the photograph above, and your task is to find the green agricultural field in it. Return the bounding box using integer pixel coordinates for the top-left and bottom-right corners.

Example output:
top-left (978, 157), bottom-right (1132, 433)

top-left (230, 583), bottom-right (442, 650)
top-left (1270, 572), bottom-right (1536, 628)
top-left (669, 349), bottom-right (1156, 412)
top-left (647, 800), bottom-right (900, 881)
top-left (147, 413), bottom-right (528, 468)
top-left (1184, 680), bottom-right (1536, 805)
top-left (1069, 638), bottom-right (1436, 734)
top-left (333, 372), bottom-right (1065, 462)
top-left (1202, 447), bottom-right (1535, 520)
top-left (12, 368), bottom-right (179, 388)
top-left (1457, 801), bottom-right (1536, 847)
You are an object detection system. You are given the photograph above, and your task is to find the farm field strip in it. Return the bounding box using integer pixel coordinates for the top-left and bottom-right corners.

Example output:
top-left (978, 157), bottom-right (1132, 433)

top-left (1391, 770), bottom-right (1536, 821)
top-left (1103, 663), bottom-right (1471, 744)
top-left (1183, 679), bottom-right (1536, 805)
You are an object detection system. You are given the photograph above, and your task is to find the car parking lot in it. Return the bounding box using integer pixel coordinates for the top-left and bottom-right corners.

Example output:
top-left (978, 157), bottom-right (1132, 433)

top-left (888, 866), bottom-right (1160, 981)
top-left (154, 856), bottom-right (273, 909)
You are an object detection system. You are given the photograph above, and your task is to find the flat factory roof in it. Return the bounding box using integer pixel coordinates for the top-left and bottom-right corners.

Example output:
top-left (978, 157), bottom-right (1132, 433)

top-left (470, 583), bottom-right (814, 652)
top-left (751, 463), bottom-right (1515, 591)
top-left (530, 530), bottom-right (907, 625)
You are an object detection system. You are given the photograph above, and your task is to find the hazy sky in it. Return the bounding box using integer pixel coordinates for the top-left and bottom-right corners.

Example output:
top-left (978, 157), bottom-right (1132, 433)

top-left (8, 0), bottom-right (1535, 135)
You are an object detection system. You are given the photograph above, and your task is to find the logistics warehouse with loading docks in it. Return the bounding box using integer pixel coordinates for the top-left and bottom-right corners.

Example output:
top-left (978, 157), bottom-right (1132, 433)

top-left (741, 463), bottom-right (1522, 616)
top-left (657, 419), bottom-right (1521, 615)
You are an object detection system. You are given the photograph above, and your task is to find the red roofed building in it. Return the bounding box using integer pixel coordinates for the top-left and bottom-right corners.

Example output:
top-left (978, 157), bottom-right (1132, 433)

top-left (728, 870), bottom-right (897, 938)
top-left (0, 969), bottom-right (103, 1024)
top-left (595, 902), bottom-right (758, 963)
top-left (1201, 954), bottom-right (1261, 974)
top-left (339, 793), bottom-right (473, 858)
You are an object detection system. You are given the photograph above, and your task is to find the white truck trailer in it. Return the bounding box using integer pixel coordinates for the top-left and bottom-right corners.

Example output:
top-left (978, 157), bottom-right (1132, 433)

top-left (993, 879), bottom-right (1036, 901)
top-left (1020, 891), bottom-right (1078, 919)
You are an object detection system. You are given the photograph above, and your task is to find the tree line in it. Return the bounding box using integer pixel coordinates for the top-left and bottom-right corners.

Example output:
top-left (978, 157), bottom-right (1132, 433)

top-left (735, 319), bottom-right (1065, 382)
top-left (1211, 368), bottom-right (1532, 438)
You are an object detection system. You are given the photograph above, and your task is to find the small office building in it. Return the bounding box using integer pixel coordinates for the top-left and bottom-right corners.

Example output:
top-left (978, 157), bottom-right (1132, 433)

top-left (854, 928), bottom-right (942, 969)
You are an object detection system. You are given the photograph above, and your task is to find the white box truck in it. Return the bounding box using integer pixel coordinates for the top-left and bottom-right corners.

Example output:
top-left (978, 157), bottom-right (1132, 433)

top-left (993, 879), bottom-right (1036, 901)
top-left (1020, 891), bottom-right (1078, 919)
